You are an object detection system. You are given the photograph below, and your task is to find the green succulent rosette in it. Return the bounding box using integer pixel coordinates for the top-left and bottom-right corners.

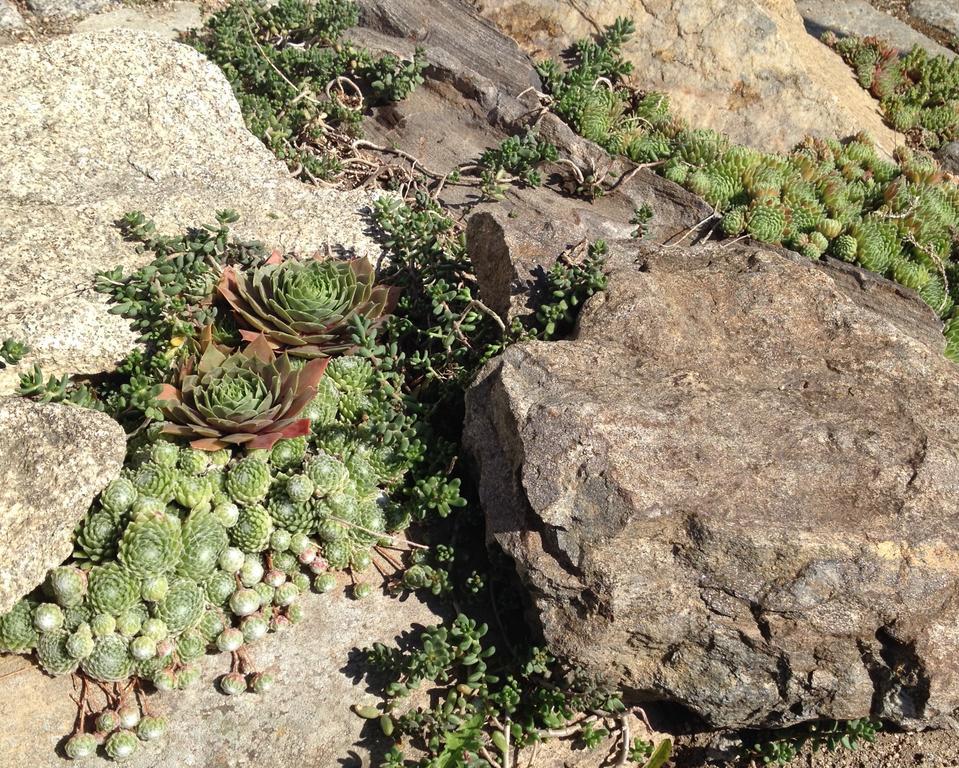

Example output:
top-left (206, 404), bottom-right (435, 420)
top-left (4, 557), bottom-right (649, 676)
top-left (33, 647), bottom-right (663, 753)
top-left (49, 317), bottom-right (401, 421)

top-left (218, 253), bottom-right (396, 358)
top-left (157, 327), bottom-right (328, 451)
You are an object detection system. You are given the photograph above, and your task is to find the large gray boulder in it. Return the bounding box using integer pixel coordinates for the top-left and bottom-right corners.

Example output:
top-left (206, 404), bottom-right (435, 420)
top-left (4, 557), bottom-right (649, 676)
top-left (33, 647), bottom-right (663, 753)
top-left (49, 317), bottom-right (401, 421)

top-left (465, 240), bottom-right (959, 730)
top-left (0, 397), bottom-right (125, 614)
top-left (0, 29), bottom-right (379, 395)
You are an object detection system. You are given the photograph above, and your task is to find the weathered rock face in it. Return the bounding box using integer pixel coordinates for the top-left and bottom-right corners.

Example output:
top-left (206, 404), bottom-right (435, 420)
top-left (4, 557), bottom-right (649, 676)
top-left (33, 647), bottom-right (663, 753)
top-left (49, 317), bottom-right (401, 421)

top-left (473, 0), bottom-right (903, 153)
top-left (465, 240), bottom-right (959, 730)
top-left (0, 587), bottom-right (441, 767)
top-left (0, 30), bottom-right (379, 395)
top-left (798, 0), bottom-right (956, 58)
top-left (0, 397), bottom-right (125, 614)
top-left (910, 0), bottom-right (959, 39)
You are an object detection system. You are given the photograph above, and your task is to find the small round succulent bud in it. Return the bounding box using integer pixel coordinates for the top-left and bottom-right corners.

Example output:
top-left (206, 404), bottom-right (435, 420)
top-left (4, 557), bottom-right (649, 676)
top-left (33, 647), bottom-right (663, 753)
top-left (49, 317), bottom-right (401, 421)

top-left (137, 715), bottom-right (167, 742)
top-left (176, 665), bottom-right (202, 689)
top-left (241, 614), bottom-right (269, 643)
top-left (252, 582), bottom-right (275, 606)
top-left (269, 437), bottom-right (307, 470)
top-left (249, 671), bottom-right (275, 693)
top-left (96, 710), bottom-right (120, 733)
top-left (213, 501), bottom-right (240, 528)
top-left (130, 496), bottom-right (167, 519)
top-left (209, 448), bottom-right (231, 467)
top-left (239, 557), bottom-right (264, 587)
top-left (288, 532), bottom-right (312, 555)
top-left (290, 573), bottom-right (310, 593)
top-left (34, 603), bottom-right (64, 632)
top-left (116, 610), bottom-right (143, 638)
top-left (205, 570), bottom-right (236, 605)
top-left (48, 566), bottom-right (87, 608)
top-left (313, 573), bottom-right (337, 593)
top-left (66, 623), bottom-right (95, 660)
top-left (352, 583), bottom-right (374, 600)
top-left (270, 613), bottom-right (292, 632)
top-left (150, 441), bottom-right (180, 468)
top-left (218, 547), bottom-right (245, 573)
top-left (285, 474), bottom-right (314, 505)
top-left (270, 529), bottom-right (292, 552)
top-left (179, 448), bottom-right (211, 475)
top-left (129, 635), bottom-right (157, 661)
top-left (271, 550), bottom-right (297, 572)
top-left (274, 582), bottom-right (299, 607)
top-left (351, 550), bottom-right (372, 572)
top-left (175, 474), bottom-right (213, 510)
top-left (64, 732), bottom-right (97, 759)
top-left (140, 574), bottom-right (169, 602)
top-left (140, 618), bottom-right (168, 641)
top-left (91, 613), bottom-right (117, 637)
top-left (105, 729), bottom-right (138, 760)
top-left (219, 672), bottom-right (247, 696)
top-left (225, 457), bottom-right (272, 505)
top-left (216, 627), bottom-right (244, 653)
top-left (264, 569), bottom-right (286, 588)
top-left (152, 669), bottom-right (177, 692)
top-left (305, 452), bottom-right (349, 496)
top-left (229, 588), bottom-right (261, 617)
top-left (297, 545), bottom-right (318, 566)
top-left (286, 603), bottom-right (305, 624)
top-left (155, 637), bottom-right (176, 658)
top-left (117, 705), bottom-right (141, 729)
top-left (309, 557), bottom-right (329, 576)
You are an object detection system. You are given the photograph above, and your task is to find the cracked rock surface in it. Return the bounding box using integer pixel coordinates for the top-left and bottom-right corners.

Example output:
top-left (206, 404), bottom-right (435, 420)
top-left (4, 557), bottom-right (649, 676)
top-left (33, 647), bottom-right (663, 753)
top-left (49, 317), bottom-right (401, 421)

top-left (465, 240), bottom-right (959, 730)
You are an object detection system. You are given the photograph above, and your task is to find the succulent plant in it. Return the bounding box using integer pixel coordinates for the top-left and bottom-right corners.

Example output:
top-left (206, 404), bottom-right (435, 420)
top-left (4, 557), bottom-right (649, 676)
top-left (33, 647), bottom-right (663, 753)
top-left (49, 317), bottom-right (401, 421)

top-left (75, 507), bottom-right (125, 563)
top-left (81, 634), bottom-right (134, 682)
top-left (305, 452), bottom-right (350, 496)
top-left (101, 477), bottom-right (138, 515)
top-left (37, 629), bottom-right (78, 675)
top-left (157, 328), bottom-right (328, 451)
top-left (219, 671), bottom-right (247, 696)
top-left (177, 510), bottom-right (229, 581)
top-left (137, 716), bottom-right (167, 742)
top-left (66, 623), bottom-right (94, 660)
top-left (225, 457), bottom-right (272, 503)
top-left (249, 670), bottom-right (275, 693)
top-left (118, 705), bottom-right (141, 729)
top-left (118, 513), bottom-right (183, 577)
top-left (105, 729), bottom-right (139, 761)
top-left (216, 627), bottom-right (244, 653)
top-left (64, 733), bottom-right (98, 760)
top-left (34, 603), bottom-right (65, 632)
top-left (229, 588), bottom-right (261, 617)
top-left (154, 578), bottom-right (205, 635)
top-left (47, 566), bottom-right (87, 608)
top-left (131, 463), bottom-right (178, 503)
top-left (230, 503), bottom-right (274, 553)
top-left (88, 564), bottom-right (140, 617)
top-left (218, 253), bottom-right (395, 358)
top-left (129, 635), bottom-right (157, 661)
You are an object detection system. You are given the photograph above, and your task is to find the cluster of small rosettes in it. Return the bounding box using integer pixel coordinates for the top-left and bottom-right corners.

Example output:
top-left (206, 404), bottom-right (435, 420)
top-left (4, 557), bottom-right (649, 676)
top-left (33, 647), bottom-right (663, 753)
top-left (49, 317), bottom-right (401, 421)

top-left (826, 33), bottom-right (959, 150)
top-left (0, 357), bottom-right (406, 760)
top-left (63, 703), bottom-right (167, 762)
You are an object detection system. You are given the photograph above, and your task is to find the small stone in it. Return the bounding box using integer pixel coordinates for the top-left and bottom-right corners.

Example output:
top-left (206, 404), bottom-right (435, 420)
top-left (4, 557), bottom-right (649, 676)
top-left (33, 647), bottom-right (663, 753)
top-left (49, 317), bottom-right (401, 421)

top-left (0, 0), bottom-right (25, 31)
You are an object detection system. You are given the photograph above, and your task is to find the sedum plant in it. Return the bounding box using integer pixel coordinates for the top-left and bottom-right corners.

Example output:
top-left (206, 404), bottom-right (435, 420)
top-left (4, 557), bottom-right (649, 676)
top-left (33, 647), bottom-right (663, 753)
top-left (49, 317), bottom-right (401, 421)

top-left (826, 33), bottom-right (959, 150)
top-left (157, 327), bottom-right (328, 451)
top-left (218, 252), bottom-right (396, 358)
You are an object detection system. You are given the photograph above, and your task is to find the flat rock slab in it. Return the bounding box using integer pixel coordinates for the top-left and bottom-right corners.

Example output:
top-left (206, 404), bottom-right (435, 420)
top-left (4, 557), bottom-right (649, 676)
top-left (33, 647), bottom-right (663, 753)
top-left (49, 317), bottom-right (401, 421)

top-left (0, 397), bottom-right (125, 614)
top-left (0, 30), bottom-right (380, 395)
top-left (910, 0), bottom-right (959, 38)
top-left (0, 587), bottom-right (441, 766)
top-left (25, 0), bottom-right (116, 20)
top-left (474, 0), bottom-right (903, 153)
top-left (797, 0), bottom-right (955, 57)
top-left (74, 1), bottom-right (202, 38)
top-left (465, 240), bottom-right (959, 730)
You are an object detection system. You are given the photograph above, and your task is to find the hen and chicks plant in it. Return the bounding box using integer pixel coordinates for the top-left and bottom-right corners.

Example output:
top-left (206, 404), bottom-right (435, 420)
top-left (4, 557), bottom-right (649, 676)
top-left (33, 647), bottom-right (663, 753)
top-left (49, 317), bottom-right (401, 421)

top-left (826, 33), bottom-right (959, 150)
top-left (540, 20), bottom-right (959, 358)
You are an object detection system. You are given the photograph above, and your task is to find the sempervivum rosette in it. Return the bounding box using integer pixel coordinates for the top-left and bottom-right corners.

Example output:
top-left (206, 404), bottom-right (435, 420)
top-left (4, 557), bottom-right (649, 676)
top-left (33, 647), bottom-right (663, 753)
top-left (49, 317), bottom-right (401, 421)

top-left (217, 252), bottom-right (396, 358)
top-left (157, 327), bottom-right (328, 451)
